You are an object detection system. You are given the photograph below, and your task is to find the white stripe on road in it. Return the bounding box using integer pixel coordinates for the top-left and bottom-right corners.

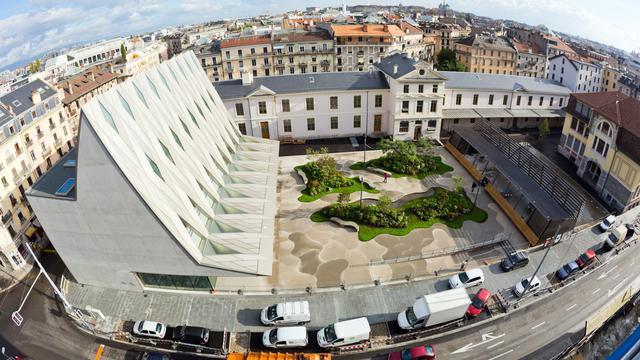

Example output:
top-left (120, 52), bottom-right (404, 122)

top-left (530, 322), bottom-right (545, 330)
top-left (592, 288), bottom-right (601, 294)
top-left (487, 341), bottom-right (504, 350)
top-left (566, 304), bottom-right (577, 311)
top-left (612, 273), bottom-right (621, 280)
top-left (488, 349), bottom-right (514, 360)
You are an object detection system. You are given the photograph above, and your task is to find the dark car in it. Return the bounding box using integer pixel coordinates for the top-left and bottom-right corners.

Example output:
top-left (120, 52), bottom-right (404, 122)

top-left (575, 249), bottom-right (596, 269)
top-left (172, 325), bottom-right (210, 345)
top-left (556, 261), bottom-right (579, 280)
top-left (500, 252), bottom-right (529, 272)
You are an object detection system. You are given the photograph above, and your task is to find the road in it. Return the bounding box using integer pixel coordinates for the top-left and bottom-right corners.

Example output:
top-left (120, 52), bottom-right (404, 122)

top-left (363, 238), bottom-right (640, 360)
top-left (0, 252), bottom-right (200, 360)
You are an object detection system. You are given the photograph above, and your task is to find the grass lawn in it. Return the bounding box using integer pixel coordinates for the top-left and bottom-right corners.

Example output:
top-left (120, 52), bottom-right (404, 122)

top-left (310, 191), bottom-right (488, 241)
top-left (349, 156), bottom-right (453, 179)
top-left (296, 165), bottom-right (379, 202)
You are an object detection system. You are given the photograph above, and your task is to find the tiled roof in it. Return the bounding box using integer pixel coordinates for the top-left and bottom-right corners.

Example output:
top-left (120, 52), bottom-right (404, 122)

top-left (511, 39), bottom-right (544, 55)
top-left (213, 71), bottom-right (389, 99)
top-left (456, 35), bottom-right (516, 52)
top-left (272, 31), bottom-right (331, 43)
top-left (545, 35), bottom-right (576, 54)
top-left (398, 21), bottom-right (423, 35)
top-left (331, 24), bottom-right (404, 37)
top-left (220, 35), bottom-right (271, 48)
top-left (62, 67), bottom-right (119, 105)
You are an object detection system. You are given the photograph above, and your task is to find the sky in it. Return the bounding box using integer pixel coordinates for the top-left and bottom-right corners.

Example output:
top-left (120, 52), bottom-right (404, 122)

top-left (1, 0), bottom-right (639, 71)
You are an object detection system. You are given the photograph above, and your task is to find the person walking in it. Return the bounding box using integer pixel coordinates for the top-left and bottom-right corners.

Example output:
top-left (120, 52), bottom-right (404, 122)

top-left (383, 173), bottom-right (389, 183)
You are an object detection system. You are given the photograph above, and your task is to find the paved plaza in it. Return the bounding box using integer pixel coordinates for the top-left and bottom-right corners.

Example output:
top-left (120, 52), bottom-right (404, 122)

top-left (209, 147), bottom-right (527, 292)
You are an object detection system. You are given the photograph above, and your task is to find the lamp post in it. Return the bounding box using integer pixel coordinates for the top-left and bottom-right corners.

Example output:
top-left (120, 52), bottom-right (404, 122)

top-left (519, 221), bottom-right (558, 298)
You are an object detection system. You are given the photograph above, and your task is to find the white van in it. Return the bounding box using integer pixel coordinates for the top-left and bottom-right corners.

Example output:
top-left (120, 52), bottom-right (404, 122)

top-left (317, 317), bottom-right (370, 348)
top-left (599, 215), bottom-right (616, 231)
top-left (262, 326), bottom-right (308, 348)
top-left (605, 224), bottom-right (631, 249)
top-left (260, 301), bottom-right (310, 326)
top-left (448, 268), bottom-right (484, 288)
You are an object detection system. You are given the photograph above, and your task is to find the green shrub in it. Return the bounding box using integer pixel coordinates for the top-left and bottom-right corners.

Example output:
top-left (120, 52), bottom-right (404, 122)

top-left (409, 188), bottom-right (473, 221)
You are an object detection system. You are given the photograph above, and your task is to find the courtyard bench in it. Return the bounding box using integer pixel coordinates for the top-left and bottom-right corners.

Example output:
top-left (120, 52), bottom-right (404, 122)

top-left (296, 168), bottom-right (308, 184)
top-left (330, 217), bottom-right (360, 232)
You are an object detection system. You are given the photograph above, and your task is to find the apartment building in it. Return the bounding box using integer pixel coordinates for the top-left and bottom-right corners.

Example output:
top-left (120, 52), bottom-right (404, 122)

top-left (165, 33), bottom-right (184, 59)
top-left (506, 27), bottom-right (576, 77)
top-left (43, 38), bottom-right (126, 82)
top-left (27, 52), bottom-right (279, 292)
top-left (425, 23), bottom-right (470, 55)
top-left (559, 92), bottom-right (640, 211)
top-left (455, 35), bottom-right (517, 75)
top-left (272, 31), bottom-right (334, 75)
top-left (327, 24), bottom-right (404, 72)
top-left (215, 53), bottom-right (571, 141)
top-left (111, 42), bottom-right (165, 77)
top-left (512, 39), bottom-right (546, 78)
top-left (0, 79), bottom-right (75, 277)
top-left (397, 21), bottom-right (430, 60)
top-left (191, 42), bottom-right (224, 82)
top-left (547, 54), bottom-right (603, 93)
top-left (602, 66), bottom-right (622, 92)
top-left (60, 67), bottom-right (120, 139)
top-left (221, 35), bottom-right (273, 80)
top-left (618, 75), bottom-right (640, 101)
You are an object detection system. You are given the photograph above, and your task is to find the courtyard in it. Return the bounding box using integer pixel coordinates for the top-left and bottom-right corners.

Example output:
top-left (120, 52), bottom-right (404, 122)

top-left (213, 146), bottom-right (527, 292)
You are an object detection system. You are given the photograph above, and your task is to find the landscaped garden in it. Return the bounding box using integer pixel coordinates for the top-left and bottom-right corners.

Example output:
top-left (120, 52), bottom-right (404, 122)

top-left (311, 186), bottom-right (488, 241)
top-left (349, 138), bottom-right (453, 179)
top-left (296, 147), bottom-right (379, 202)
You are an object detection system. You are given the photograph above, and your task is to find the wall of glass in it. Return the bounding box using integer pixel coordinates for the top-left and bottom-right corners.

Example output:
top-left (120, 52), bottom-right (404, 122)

top-left (136, 272), bottom-right (217, 291)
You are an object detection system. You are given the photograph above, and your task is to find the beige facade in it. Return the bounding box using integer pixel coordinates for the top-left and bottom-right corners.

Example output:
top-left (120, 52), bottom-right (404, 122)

top-left (192, 43), bottom-right (224, 82)
top-left (603, 66), bottom-right (621, 92)
top-left (221, 35), bottom-right (273, 80)
top-left (272, 32), bottom-right (334, 75)
top-left (327, 24), bottom-right (404, 72)
top-left (455, 35), bottom-right (516, 75)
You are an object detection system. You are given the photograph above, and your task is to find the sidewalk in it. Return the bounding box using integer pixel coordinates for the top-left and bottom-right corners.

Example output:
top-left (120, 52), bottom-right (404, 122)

top-left (64, 207), bottom-right (639, 334)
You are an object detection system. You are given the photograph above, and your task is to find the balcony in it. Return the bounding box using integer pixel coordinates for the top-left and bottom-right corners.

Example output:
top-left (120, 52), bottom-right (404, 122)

top-left (42, 147), bottom-right (52, 158)
top-left (13, 168), bottom-right (30, 185)
top-left (36, 132), bottom-right (44, 139)
top-left (59, 116), bottom-right (65, 124)
top-left (1, 211), bottom-right (12, 225)
top-left (49, 123), bottom-right (56, 130)
top-left (54, 138), bottom-right (63, 148)
top-left (25, 138), bottom-right (34, 147)
top-left (5, 154), bottom-right (15, 165)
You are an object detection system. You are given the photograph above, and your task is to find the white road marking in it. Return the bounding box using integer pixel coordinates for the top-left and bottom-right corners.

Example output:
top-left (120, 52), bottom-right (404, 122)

top-left (597, 265), bottom-right (619, 280)
top-left (451, 332), bottom-right (506, 354)
top-left (608, 277), bottom-right (630, 297)
top-left (488, 349), bottom-right (514, 360)
top-left (487, 341), bottom-right (504, 350)
top-left (612, 273), bottom-right (621, 280)
top-left (592, 288), bottom-right (601, 294)
top-left (530, 322), bottom-right (545, 330)
top-left (566, 304), bottom-right (577, 311)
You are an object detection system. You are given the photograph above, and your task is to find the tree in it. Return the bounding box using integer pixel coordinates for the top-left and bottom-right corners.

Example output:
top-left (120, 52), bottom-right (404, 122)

top-left (538, 118), bottom-right (550, 142)
top-left (377, 194), bottom-right (392, 210)
top-left (337, 192), bottom-right (351, 205)
top-left (28, 59), bottom-right (41, 74)
top-left (435, 49), bottom-right (466, 72)
top-left (452, 175), bottom-right (464, 193)
top-left (120, 43), bottom-right (128, 63)
top-left (415, 138), bottom-right (435, 156)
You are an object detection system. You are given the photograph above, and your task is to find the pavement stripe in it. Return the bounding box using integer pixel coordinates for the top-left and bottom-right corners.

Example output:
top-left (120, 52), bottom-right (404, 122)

top-left (93, 344), bottom-right (104, 360)
top-left (530, 322), bottom-right (545, 330)
top-left (488, 349), bottom-right (514, 360)
top-left (566, 304), bottom-right (577, 311)
top-left (487, 340), bottom-right (504, 349)
top-left (592, 288), bottom-right (601, 294)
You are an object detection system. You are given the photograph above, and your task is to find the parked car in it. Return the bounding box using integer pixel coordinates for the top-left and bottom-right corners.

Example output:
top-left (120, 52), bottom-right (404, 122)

top-left (500, 252), bottom-right (529, 272)
top-left (514, 276), bottom-right (541, 297)
top-left (260, 301), bottom-right (310, 326)
top-left (599, 215), bottom-right (616, 232)
top-left (132, 321), bottom-right (167, 339)
top-left (317, 317), bottom-right (370, 348)
top-left (388, 344), bottom-right (437, 360)
top-left (262, 326), bottom-right (308, 348)
top-left (556, 261), bottom-right (579, 280)
top-left (172, 325), bottom-right (209, 345)
top-left (448, 268), bottom-right (485, 289)
top-left (467, 288), bottom-right (491, 317)
top-left (575, 249), bottom-right (597, 269)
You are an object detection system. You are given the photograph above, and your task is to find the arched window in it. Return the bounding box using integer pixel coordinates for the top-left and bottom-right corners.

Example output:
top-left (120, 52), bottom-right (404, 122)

top-left (597, 121), bottom-right (612, 137)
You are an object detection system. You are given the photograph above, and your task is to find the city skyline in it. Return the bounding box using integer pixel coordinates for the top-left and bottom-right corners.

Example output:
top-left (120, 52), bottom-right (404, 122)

top-left (1, 0), bottom-right (638, 71)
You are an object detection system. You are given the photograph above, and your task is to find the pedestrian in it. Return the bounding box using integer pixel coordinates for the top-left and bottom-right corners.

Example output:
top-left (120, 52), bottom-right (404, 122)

top-left (383, 173), bottom-right (389, 183)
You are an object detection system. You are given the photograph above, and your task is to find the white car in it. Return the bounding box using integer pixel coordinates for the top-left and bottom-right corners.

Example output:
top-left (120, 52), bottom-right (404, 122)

top-left (448, 268), bottom-right (485, 289)
top-left (514, 276), bottom-right (541, 297)
top-left (132, 320), bottom-right (167, 339)
top-left (599, 215), bottom-right (616, 232)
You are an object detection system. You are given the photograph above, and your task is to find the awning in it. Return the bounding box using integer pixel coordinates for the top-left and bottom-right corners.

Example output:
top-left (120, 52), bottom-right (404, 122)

top-left (533, 109), bottom-right (566, 118)
top-left (508, 109), bottom-right (540, 118)
top-left (25, 226), bottom-right (37, 237)
top-left (442, 109), bottom-right (480, 119)
top-left (475, 108), bottom-right (513, 118)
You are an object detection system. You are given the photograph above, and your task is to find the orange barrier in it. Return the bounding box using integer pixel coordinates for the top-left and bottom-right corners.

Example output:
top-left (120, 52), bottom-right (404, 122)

top-left (445, 142), bottom-right (540, 246)
top-left (228, 352), bottom-right (331, 360)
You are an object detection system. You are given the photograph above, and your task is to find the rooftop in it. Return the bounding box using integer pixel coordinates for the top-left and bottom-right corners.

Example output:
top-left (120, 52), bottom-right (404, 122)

top-left (0, 79), bottom-right (58, 119)
top-left (271, 31), bottom-right (332, 43)
top-left (456, 35), bottom-right (515, 52)
top-left (62, 67), bottom-right (120, 105)
top-left (220, 35), bottom-right (271, 48)
top-left (397, 21), bottom-right (423, 35)
top-left (213, 71), bottom-right (389, 99)
top-left (511, 39), bottom-right (544, 56)
top-left (439, 71), bottom-right (570, 95)
top-left (331, 24), bottom-right (404, 37)
top-left (29, 148), bottom-right (77, 200)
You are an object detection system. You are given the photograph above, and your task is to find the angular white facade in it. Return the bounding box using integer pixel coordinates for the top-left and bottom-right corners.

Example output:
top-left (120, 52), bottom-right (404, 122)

top-left (28, 52), bottom-right (279, 291)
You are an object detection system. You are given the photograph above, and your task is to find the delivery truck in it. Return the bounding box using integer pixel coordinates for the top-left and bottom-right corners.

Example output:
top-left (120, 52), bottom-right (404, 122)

top-left (397, 288), bottom-right (471, 330)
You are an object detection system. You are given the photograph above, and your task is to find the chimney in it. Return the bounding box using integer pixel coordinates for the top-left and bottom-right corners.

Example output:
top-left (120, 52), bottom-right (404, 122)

top-left (2, 104), bottom-right (13, 116)
top-left (89, 71), bottom-right (96, 82)
top-left (67, 81), bottom-right (73, 95)
top-left (31, 90), bottom-right (41, 104)
top-left (384, 24), bottom-right (389, 32)
top-left (241, 70), bottom-right (254, 85)
top-left (393, 64), bottom-right (398, 74)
